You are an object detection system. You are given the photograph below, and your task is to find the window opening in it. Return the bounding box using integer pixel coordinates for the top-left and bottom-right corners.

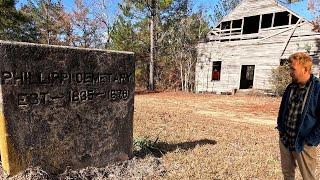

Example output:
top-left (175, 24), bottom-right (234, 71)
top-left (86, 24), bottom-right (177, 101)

top-left (232, 19), bottom-right (242, 28)
top-left (230, 38), bottom-right (241, 41)
top-left (274, 12), bottom-right (290, 27)
top-left (291, 14), bottom-right (299, 24)
top-left (220, 39), bottom-right (229, 42)
top-left (261, 13), bottom-right (273, 28)
top-left (221, 21), bottom-right (231, 30)
top-left (243, 15), bottom-right (260, 34)
top-left (212, 61), bottom-right (221, 81)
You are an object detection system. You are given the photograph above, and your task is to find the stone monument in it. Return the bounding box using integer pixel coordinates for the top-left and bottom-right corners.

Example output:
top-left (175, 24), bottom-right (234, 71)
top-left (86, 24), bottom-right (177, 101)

top-left (0, 41), bottom-right (135, 176)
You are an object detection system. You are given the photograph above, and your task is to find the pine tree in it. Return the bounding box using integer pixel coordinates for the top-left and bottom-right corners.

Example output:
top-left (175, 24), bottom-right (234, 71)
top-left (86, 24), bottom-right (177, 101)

top-left (117, 0), bottom-right (173, 91)
top-left (0, 0), bottom-right (37, 41)
top-left (110, 0), bottom-right (210, 91)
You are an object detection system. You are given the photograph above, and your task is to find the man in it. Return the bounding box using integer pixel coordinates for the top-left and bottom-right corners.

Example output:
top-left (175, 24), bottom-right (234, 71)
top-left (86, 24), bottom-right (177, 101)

top-left (277, 52), bottom-right (320, 180)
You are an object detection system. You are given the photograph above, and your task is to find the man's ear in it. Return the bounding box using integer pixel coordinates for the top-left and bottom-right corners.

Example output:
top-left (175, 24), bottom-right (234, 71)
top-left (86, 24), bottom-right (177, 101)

top-left (303, 66), bottom-right (309, 74)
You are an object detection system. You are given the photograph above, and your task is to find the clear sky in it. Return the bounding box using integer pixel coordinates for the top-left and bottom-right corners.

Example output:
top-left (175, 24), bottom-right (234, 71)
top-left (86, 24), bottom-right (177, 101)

top-left (16, 0), bottom-right (220, 13)
top-left (16, 0), bottom-right (315, 25)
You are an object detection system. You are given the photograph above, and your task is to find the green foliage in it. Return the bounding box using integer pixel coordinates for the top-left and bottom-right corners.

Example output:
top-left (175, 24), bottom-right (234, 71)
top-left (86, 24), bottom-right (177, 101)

top-left (133, 136), bottom-right (163, 157)
top-left (110, 0), bottom-right (210, 90)
top-left (160, 0), bottom-right (173, 9)
top-left (158, 1), bottom-right (210, 91)
top-left (108, 13), bottom-right (150, 88)
top-left (270, 64), bottom-right (292, 96)
top-left (120, 0), bottom-right (173, 17)
top-left (0, 0), bottom-right (36, 41)
top-left (108, 15), bottom-right (138, 51)
top-left (2, 0), bottom-right (210, 91)
top-left (134, 136), bottom-right (157, 152)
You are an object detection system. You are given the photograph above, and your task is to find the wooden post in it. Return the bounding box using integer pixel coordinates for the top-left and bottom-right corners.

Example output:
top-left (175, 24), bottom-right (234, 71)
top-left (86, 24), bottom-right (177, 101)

top-left (259, 14), bottom-right (262, 33)
top-left (289, 14), bottom-right (292, 25)
top-left (271, 13), bottom-right (275, 28)
top-left (241, 18), bottom-right (244, 38)
top-left (230, 21), bottom-right (233, 42)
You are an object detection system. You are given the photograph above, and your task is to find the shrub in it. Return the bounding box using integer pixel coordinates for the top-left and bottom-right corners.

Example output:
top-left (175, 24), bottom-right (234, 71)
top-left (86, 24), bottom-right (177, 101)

top-left (133, 136), bottom-right (163, 157)
top-left (270, 64), bottom-right (291, 96)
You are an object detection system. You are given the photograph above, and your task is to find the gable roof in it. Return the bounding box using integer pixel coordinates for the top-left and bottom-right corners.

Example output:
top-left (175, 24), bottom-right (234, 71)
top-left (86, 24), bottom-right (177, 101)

top-left (215, 0), bottom-right (311, 28)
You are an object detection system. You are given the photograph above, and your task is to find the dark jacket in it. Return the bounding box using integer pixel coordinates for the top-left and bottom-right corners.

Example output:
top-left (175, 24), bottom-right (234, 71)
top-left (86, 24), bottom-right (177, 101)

top-left (277, 75), bottom-right (320, 152)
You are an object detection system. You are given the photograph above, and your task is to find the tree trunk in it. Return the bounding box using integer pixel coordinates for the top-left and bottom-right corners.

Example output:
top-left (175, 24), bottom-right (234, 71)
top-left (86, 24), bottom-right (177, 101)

top-left (184, 70), bottom-right (188, 92)
top-left (186, 59), bottom-right (192, 92)
top-left (45, 0), bottom-right (51, 44)
top-left (180, 57), bottom-right (184, 91)
top-left (149, 0), bottom-right (157, 91)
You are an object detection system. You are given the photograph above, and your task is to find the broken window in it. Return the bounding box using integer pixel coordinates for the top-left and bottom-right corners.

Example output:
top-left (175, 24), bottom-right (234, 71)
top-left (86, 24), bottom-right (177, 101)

top-left (274, 12), bottom-right (290, 27)
top-left (243, 15), bottom-right (260, 34)
top-left (232, 19), bottom-right (242, 28)
top-left (291, 14), bottom-right (299, 24)
top-left (212, 61), bottom-right (221, 81)
top-left (221, 21), bottom-right (231, 30)
top-left (261, 13), bottom-right (273, 28)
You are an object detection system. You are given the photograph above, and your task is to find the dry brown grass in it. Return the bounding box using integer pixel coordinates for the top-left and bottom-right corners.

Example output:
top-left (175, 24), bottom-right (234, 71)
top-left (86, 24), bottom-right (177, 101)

top-left (3, 92), bottom-right (320, 179)
top-left (133, 92), bottom-right (319, 179)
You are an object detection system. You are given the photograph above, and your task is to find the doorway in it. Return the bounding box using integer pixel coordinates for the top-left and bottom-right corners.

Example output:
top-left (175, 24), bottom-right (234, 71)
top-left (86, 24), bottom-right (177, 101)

top-left (240, 65), bottom-right (255, 89)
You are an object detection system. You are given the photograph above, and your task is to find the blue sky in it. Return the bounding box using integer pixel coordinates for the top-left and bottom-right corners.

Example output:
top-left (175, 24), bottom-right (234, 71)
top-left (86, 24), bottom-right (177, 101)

top-left (281, 0), bottom-right (315, 21)
top-left (16, 0), bottom-right (221, 25)
top-left (16, 0), bottom-right (315, 25)
top-left (16, 0), bottom-right (219, 13)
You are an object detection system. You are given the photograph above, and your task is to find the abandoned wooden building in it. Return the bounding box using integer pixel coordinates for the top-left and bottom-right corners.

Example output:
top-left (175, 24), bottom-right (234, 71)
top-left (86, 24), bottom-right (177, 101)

top-left (195, 0), bottom-right (320, 94)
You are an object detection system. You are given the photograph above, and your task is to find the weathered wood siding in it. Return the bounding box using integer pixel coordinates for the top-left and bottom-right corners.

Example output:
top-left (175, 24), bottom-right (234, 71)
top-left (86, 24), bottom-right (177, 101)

top-left (196, 0), bottom-right (320, 93)
top-left (223, 0), bottom-right (285, 21)
top-left (196, 21), bottom-right (320, 93)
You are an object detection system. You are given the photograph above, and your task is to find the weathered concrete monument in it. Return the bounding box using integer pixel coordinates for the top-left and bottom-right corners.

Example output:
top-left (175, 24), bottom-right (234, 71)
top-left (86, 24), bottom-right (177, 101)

top-left (0, 41), bottom-right (135, 176)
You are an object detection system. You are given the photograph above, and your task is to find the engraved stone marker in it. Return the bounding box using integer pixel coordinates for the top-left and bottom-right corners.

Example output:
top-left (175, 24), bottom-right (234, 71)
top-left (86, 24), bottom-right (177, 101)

top-left (0, 41), bottom-right (135, 176)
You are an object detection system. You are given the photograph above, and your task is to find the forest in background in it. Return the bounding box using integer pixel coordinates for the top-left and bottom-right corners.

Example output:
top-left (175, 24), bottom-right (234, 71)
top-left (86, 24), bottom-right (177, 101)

top-left (0, 0), bottom-right (317, 91)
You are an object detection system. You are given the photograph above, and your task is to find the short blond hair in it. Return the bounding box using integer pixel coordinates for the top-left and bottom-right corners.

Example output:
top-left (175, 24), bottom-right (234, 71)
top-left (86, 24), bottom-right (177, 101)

top-left (288, 52), bottom-right (313, 72)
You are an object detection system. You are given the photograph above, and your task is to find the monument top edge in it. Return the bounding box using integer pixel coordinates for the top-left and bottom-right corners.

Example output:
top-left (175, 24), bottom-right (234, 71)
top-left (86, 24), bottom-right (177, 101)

top-left (0, 40), bottom-right (134, 55)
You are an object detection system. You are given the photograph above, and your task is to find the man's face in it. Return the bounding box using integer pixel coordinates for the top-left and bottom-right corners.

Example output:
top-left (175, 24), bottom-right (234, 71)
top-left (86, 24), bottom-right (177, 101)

top-left (289, 60), bottom-right (306, 84)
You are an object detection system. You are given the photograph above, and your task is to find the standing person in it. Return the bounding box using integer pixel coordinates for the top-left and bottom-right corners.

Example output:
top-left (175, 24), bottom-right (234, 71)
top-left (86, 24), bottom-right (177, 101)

top-left (277, 52), bottom-right (320, 180)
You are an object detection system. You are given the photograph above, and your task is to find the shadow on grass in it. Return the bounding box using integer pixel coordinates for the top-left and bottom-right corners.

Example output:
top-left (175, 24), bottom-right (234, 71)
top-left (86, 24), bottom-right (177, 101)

top-left (133, 139), bottom-right (217, 158)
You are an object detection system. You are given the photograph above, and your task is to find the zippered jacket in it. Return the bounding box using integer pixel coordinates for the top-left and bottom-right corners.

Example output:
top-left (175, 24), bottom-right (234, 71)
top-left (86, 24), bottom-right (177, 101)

top-left (277, 75), bottom-right (320, 152)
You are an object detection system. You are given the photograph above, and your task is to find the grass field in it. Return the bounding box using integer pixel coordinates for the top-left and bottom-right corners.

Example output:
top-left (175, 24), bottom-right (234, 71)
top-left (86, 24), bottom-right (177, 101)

top-left (134, 92), bottom-right (283, 179)
top-left (3, 92), bottom-right (320, 179)
top-left (133, 92), bottom-right (318, 179)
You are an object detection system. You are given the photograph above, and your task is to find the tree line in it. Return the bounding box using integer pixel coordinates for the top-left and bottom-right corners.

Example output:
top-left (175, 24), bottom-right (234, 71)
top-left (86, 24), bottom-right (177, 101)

top-left (6, 0), bottom-right (313, 92)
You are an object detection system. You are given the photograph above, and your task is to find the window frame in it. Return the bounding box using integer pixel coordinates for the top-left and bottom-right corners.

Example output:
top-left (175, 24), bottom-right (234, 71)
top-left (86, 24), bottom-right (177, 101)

top-left (211, 61), bottom-right (222, 81)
